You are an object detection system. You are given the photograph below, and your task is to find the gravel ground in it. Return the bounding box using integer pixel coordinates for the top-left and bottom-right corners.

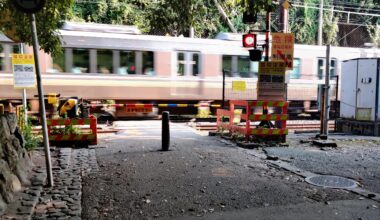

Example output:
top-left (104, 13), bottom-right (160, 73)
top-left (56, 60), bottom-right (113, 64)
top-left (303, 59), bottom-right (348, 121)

top-left (265, 133), bottom-right (380, 194)
top-left (81, 121), bottom-right (370, 220)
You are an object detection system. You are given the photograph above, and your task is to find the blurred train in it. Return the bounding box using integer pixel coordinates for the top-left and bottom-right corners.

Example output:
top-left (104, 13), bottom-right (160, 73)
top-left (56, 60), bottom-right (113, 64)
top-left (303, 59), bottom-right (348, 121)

top-left (1, 22), bottom-right (380, 118)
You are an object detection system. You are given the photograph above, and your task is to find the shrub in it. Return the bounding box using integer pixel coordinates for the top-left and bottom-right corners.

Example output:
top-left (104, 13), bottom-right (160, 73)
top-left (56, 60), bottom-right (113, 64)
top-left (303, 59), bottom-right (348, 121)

top-left (23, 120), bottom-right (42, 151)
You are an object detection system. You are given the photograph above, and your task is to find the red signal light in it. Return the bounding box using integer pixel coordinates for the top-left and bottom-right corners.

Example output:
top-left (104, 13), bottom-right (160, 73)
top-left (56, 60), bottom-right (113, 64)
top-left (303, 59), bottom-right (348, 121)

top-left (242, 33), bottom-right (256, 48)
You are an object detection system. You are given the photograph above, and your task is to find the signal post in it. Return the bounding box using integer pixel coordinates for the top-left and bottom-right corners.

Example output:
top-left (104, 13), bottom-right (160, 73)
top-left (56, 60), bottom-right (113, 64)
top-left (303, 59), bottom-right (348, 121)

top-left (222, 0), bottom-right (294, 143)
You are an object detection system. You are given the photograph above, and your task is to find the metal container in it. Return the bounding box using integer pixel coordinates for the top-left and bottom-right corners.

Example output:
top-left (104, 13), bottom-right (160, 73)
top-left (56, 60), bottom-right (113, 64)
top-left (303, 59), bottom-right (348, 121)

top-left (341, 58), bottom-right (380, 121)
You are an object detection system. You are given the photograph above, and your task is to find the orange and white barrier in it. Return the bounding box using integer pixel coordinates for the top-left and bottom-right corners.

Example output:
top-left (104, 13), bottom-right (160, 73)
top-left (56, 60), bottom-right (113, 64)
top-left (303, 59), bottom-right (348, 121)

top-left (47, 115), bottom-right (97, 145)
top-left (217, 100), bottom-right (288, 142)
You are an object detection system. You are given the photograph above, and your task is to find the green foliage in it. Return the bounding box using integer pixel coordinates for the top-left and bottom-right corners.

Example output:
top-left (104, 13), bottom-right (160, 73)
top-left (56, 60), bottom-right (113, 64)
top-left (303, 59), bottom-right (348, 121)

top-left (289, 0), bottom-right (319, 44)
top-left (71, 0), bottom-right (272, 38)
top-left (367, 24), bottom-right (380, 46)
top-left (236, 0), bottom-right (276, 13)
top-left (71, 0), bottom-right (147, 28)
top-left (143, 0), bottom-right (274, 37)
top-left (51, 125), bottom-right (80, 135)
top-left (323, 3), bottom-right (339, 46)
top-left (289, 0), bottom-right (380, 46)
top-left (0, 0), bottom-right (75, 56)
top-left (23, 120), bottom-right (42, 151)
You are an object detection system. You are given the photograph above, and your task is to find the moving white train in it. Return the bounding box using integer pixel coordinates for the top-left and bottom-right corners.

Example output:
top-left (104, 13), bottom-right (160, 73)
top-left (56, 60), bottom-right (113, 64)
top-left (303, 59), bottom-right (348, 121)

top-left (1, 22), bottom-right (380, 117)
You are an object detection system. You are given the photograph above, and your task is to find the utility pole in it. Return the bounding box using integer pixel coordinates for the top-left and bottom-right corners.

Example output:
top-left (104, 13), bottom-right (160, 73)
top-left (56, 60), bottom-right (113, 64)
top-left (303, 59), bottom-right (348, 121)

top-left (190, 26), bottom-right (194, 38)
top-left (280, 0), bottom-right (289, 33)
top-left (265, 11), bottom-right (270, 61)
top-left (278, 0), bottom-right (290, 128)
top-left (318, 0), bottom-right (324, 46)
top-left (30, 14), bottom-right (54, 186)
top-left (322, 44), bottom-right (331, 137)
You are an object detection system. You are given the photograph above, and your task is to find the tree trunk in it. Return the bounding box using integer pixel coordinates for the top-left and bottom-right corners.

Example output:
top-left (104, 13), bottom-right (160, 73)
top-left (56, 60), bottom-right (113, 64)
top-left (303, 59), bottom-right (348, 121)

top-left (213, 0), bottom-right (237, 33)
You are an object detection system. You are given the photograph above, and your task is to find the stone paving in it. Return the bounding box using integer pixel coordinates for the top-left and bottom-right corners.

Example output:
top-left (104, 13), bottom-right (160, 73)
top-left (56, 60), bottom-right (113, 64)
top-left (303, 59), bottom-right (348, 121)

top-left (1, 147), bottom-right (98, 220)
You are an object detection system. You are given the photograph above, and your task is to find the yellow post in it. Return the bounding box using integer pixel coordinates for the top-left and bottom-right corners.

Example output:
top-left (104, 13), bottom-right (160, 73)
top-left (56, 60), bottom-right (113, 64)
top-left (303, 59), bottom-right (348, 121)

top-left (16, 105), bottom-right (25, 130)
top-left (197, 101), bottom-right (210, 118)
top-left (8, 102), bottom-right (13, 113)
top-left (0, 104), bottom-right (4, 114)
top-left (48, 93), bottom-right (59, 118)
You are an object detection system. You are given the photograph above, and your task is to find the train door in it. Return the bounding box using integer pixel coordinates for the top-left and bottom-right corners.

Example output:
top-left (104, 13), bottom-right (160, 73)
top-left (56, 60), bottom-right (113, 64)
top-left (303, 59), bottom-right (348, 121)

top-left (172, 51), bottom-right (202, 100)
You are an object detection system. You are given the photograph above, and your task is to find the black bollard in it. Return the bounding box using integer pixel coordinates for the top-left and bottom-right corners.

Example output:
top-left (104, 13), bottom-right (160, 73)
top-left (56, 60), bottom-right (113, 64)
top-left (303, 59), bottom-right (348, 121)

top-left (162, 111), bottom-right (170, 151)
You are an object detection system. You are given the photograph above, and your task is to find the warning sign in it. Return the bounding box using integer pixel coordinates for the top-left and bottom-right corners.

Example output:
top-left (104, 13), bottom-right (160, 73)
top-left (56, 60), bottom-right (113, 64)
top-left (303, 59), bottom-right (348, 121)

top-left (12, 54), bottom-right (36, 88)
top-left (257, 62), bottom-right (286, 101)
top-left (271, 33), bottom-right (294, 69)
top-left (258, 62), bottom-right (287, 75)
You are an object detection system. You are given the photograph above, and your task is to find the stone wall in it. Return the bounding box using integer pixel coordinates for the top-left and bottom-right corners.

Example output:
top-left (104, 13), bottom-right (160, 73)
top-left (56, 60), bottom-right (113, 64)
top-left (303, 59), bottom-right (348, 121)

top-left (0, 113), bottom-right (32, 215)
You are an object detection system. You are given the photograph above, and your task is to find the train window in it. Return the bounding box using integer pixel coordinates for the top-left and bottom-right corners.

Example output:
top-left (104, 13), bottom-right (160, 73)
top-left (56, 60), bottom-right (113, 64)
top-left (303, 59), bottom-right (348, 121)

top-left (317, 58), bottom-right (337, 79)
top-left (237, 56), bottom-right (251, 78)
top-left (0, 45), bottom-right (3, 71)
top-left (177, 52), bottom-right (185, 76)
top-left (290, 58), bottom-right (301, 79)
top-left (330, 59), bottom-right (336, 78)
top-left (222, 55), bottom-right (233, 77)
top-left (192, 53), bottom-right (199, 76)
top-left (317, 59), bottom-right (324, 79)
top-left (120, 51), bottom-right (135, 75)
top-left (72, 49), bottom-right (89, 74)
top-left (97, 49), bottom-right (113, 74)
top-left (142, 51), bottom-right (154, 75)
top-left (177, 51), bottom-right (199, 76)
top-left (222, 55), bottom-right (258, 77)
top-left (251, 62), bottom-right (259, 77)
top-left (52, 50), bottom-right (65, 73)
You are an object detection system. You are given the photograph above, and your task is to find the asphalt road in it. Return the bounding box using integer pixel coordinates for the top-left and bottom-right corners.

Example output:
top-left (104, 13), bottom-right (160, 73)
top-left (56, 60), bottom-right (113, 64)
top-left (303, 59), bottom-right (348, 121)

top-left (81, 121), bottom-right (380, 220)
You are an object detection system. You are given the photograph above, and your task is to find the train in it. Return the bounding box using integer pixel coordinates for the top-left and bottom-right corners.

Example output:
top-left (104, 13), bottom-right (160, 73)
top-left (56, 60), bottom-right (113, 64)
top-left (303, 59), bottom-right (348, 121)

top-left (1, 22), bottom-right (380, 118)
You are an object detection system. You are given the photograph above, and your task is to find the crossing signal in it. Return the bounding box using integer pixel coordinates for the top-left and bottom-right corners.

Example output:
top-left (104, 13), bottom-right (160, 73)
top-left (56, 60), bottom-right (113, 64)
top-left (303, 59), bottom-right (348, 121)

top-left (249, 49), bottom-right (262, 62)
top-left (242, 33), bottom-right (256, 48)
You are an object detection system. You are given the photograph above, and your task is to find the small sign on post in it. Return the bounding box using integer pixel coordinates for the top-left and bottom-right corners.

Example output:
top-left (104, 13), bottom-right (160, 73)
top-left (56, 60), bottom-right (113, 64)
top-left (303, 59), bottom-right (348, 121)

top-left (12, 54), bottom-right (36, 88)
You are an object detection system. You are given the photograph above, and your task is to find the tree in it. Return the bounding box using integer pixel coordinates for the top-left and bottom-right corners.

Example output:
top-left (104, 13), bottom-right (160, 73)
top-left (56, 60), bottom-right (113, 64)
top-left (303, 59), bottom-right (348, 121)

top-left (0, 0), bottom-right (75, 55)
top-left (71, 0), bottom-right (275, 38)
top-left (323, 1), bottom-right (339, 46)
top-left (289, 0), bottom-right (319, 44)
top-left (72, 0), bottom-right (147, 25)
top-left (288, 0), bottom-right (380, 46)
top-left (367, 24), bottom-right (380, 46)
top-left (140, 0), bottom-right (220, 37)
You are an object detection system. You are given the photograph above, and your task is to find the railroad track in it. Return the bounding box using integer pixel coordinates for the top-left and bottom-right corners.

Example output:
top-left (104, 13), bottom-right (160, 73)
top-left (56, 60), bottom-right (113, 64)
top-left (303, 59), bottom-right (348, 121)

top-left (188, 120), bottom-right (335, 132)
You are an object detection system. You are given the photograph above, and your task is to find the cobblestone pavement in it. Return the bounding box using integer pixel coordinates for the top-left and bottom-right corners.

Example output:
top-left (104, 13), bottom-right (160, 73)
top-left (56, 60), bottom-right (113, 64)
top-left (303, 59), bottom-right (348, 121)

top-left (1, 148), bottom-right (98, 220)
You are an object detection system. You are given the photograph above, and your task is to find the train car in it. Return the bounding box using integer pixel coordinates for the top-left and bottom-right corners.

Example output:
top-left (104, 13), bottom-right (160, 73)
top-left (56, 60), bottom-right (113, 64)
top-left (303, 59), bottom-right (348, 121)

top-left (1, 22), bottom-right (380, 118)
